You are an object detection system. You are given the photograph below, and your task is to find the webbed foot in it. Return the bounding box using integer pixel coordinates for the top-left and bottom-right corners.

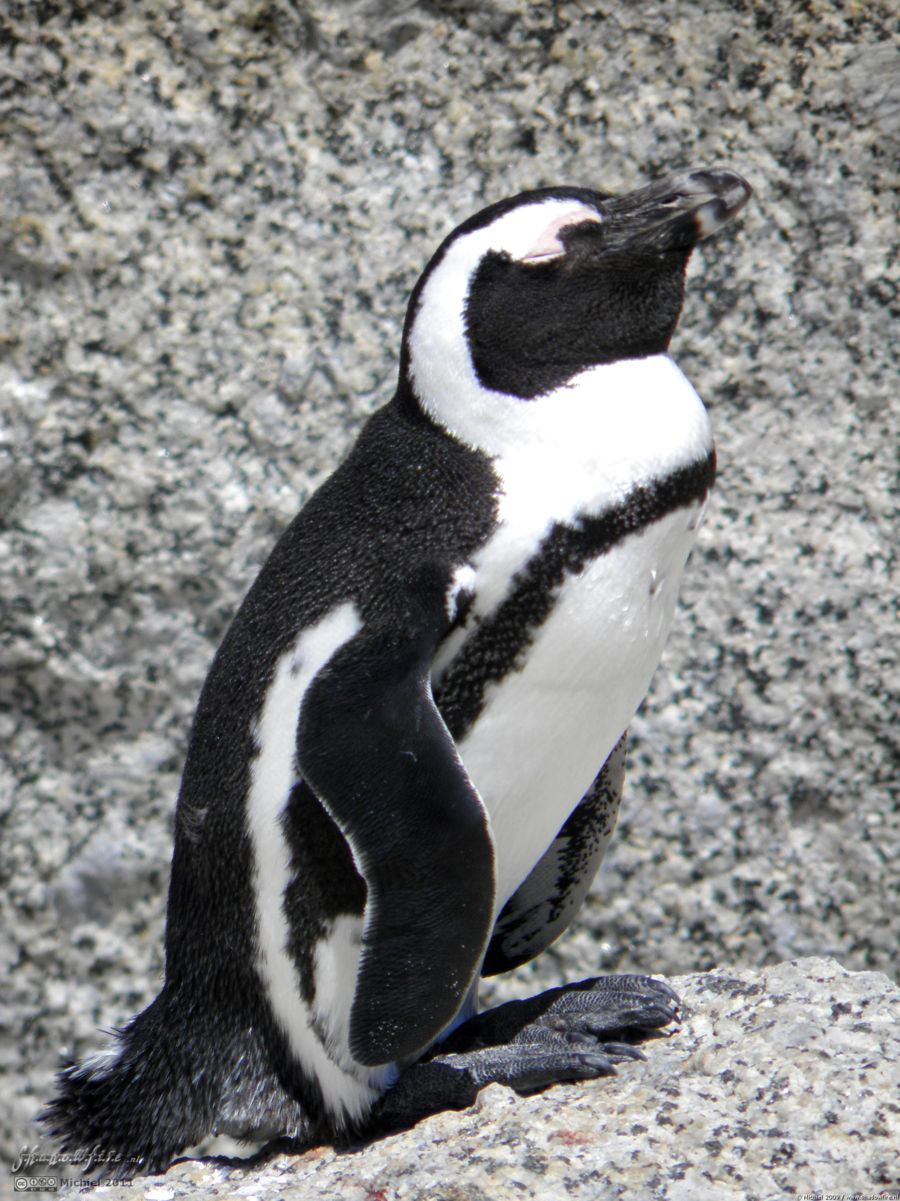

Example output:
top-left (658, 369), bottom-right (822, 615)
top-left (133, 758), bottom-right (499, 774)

top-left (371, 974), bottom-right (678, 1132)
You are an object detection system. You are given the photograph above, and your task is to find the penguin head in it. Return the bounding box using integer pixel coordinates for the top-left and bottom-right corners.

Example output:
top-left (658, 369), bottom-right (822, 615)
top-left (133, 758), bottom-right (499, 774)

top-left (401, 168), bottom-right (751, 450)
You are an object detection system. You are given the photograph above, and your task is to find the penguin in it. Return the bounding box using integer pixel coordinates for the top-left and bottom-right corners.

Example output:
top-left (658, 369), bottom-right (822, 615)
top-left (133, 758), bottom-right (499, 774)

top-left (44, 166), bottom-right (751, 1176)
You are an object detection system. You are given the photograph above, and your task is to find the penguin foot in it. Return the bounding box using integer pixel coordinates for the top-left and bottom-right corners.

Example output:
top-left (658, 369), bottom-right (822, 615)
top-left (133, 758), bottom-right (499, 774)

top-left (370, 974), bottom-right (678, 1133)
top-left (448, 973), bottom-right (680, 1051)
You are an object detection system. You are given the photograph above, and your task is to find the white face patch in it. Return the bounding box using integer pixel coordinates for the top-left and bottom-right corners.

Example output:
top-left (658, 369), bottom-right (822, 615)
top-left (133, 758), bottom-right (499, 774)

top-left (407, 194), bottom-right (708, 471)
top-left (245, 601), bottom-right (397, 1122)
top-left (407, 197), bottom-right (603, 451)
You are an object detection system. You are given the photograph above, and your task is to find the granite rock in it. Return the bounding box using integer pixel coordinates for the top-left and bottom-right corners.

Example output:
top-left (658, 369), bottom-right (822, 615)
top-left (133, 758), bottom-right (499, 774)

top-left (13, 959), bottom-right (900, 1200)
top-left (1, 0), bottom-right (899, 1177)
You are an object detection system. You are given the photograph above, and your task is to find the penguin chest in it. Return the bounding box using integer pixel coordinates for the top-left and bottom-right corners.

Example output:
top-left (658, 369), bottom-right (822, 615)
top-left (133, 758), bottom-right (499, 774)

top-left (446, 498), bottom-right (705, 917)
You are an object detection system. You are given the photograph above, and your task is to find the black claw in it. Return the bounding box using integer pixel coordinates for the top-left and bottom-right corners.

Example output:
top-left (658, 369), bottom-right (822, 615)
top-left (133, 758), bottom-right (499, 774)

top-left (596, 1041), bottom-right (647, 1063)
top-left (565, 1053), bottom-right (620, 1078)
top-left (563, 1029), bottom-right (598, 1047)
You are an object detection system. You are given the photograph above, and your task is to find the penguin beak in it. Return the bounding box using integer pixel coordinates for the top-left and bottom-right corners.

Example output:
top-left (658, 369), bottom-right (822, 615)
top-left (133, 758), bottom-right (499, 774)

top-left (598, 168), bottom-right (753, 254)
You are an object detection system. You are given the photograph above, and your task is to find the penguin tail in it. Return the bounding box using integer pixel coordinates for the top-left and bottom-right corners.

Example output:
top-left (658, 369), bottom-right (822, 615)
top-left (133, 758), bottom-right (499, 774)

top-left (41, 991), bottom-right (219, 1179)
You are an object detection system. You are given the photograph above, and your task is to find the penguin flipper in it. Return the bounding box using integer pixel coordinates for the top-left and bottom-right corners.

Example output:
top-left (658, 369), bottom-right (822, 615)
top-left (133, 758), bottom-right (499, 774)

top-left (297, 630), bottom-right (496, 1069)
top-left (482, 734), bottom-right (626, 977)
top-left (372, 973), bottom-right (679, 1131)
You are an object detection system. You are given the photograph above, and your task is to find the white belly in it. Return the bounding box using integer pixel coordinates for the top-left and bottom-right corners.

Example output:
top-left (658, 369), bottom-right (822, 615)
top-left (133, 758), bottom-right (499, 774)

top-left (455, 500), bottom-right (704, 918)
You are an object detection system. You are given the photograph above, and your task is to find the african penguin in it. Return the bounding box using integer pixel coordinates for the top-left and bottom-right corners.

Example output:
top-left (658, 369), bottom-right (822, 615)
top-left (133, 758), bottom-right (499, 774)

top-left (44, 166), bottom-right (751, 1175)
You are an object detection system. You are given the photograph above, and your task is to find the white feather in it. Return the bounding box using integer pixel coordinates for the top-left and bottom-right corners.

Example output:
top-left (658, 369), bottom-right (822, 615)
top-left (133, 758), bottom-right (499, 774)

top-left (453, 502), bottom-right (705, 917)
top-left (432, 355), bottom-right (712, 672)
top-left (245, 601), bottom-right (395, 1122)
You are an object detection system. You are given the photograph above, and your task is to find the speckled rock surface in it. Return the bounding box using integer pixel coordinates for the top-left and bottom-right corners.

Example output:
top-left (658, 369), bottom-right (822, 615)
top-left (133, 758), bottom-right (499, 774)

top-left (11, 960), bottom-right (900, 1200)
top-left (1, 0), bottom-right (898, 1178)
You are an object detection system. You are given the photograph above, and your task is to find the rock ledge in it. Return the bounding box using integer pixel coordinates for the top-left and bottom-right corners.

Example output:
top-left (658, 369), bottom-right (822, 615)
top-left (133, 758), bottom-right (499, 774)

top-left (40, 958), bottom-right (900, 1201)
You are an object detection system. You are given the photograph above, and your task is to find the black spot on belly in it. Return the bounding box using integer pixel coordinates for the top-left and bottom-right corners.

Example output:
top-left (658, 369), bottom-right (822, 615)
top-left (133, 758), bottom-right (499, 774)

top-left (280, 780), bottom-right (367, 1003)
top-left (434, 450), bottom-right (715, 741)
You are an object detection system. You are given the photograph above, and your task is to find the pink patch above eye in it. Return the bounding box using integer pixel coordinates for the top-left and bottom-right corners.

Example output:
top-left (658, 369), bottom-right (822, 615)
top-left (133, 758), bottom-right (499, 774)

top-left (519, 206), bottom-right (602, 262)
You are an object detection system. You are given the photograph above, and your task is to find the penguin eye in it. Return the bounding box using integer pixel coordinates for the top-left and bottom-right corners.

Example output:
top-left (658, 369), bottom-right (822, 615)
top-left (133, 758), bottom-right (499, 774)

top-left (560, 219), bottom-right (605, 247)
top-left (517, 209), bottom-right (602, 264)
